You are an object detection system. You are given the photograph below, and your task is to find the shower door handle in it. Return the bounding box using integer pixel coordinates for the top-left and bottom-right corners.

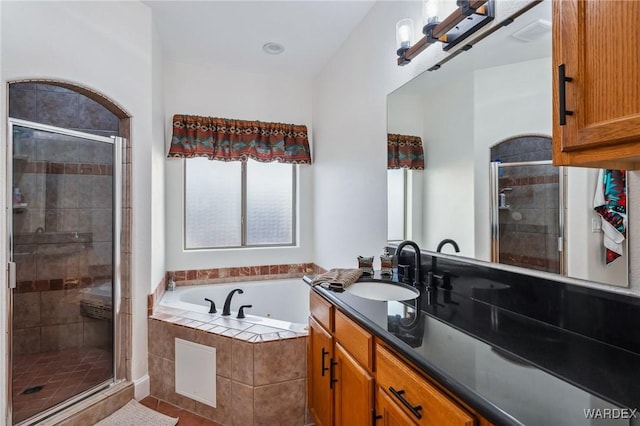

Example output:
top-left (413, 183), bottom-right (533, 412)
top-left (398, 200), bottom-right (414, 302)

top-left (8, 261), bottom-right (16, 289)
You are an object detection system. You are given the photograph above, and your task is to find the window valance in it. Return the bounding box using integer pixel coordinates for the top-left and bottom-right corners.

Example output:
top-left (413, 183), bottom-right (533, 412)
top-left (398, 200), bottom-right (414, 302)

top-left (168, 114), bottom-right (312, 164)
top-left (388, 133), bottom-right (424, 170)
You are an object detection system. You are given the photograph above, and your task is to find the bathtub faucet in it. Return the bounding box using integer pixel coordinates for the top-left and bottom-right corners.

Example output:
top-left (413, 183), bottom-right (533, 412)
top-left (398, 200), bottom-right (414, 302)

top-left (222, 288), bottom-right (244, 316)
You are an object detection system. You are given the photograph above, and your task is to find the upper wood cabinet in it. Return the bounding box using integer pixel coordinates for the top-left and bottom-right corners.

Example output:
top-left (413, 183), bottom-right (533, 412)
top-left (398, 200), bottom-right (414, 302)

top-left (552, 0), bottom-right (640, 169)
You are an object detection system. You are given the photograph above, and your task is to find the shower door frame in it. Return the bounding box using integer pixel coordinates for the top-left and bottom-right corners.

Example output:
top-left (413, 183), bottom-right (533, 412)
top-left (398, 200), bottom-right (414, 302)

top-left (6, 118), bottom-right (123, 425)
top-left (489, 160), bottom-right (566, 275)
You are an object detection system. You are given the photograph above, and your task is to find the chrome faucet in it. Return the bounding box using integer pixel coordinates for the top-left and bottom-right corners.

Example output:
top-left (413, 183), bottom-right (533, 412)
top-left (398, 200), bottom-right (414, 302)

top-left (222, 288), bottom-right (243, 316)
top-left (395, 240), bottom-right (422, 288)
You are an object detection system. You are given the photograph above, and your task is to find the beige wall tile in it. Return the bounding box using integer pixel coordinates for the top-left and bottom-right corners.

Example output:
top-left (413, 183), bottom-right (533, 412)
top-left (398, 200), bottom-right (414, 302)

top-left (41, 323), bottom-right (82, 351)
top-left (82, 318), bottom-right (111, 348)
top-left (193, 376), bottom-right (231, 425)
top-left (231, 339), bottom-right (254, 385)
top-left (254, 379), bottom-right (305, 426)
top-left (254, 337), bottom-right (306, 386)
top-left (13, 292), bottom-right (41, 328)
top-left (12, 327), bottom-right (41, 355)
top-left (231, 381), bottom-right (254, 426)
top-left (40, 289), bottom-right (83, 326)
top-left (147, 319), bottom-right (195, 360)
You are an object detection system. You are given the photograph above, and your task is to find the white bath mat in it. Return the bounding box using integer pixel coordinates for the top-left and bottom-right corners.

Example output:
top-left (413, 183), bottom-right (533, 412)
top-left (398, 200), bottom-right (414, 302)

top-left (94, 400), bottom-right (178, 426)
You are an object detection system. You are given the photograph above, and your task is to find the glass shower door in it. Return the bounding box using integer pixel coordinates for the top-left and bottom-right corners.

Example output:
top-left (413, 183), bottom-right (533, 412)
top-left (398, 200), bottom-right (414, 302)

top-left (8, 119), bottom-right (120, 424)
top-left (490, 161), bottom-right (563, 274)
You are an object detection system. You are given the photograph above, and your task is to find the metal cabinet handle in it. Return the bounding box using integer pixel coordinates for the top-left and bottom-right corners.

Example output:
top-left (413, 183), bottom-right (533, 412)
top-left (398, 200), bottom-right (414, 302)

top-left (372, 410), bottom-right (383, 424)
top-left (330, 359), bottom-right (338, 389)
top-left (558, 64), bottom-right (574, 125)
top-left (321, 347), bottom-right (329, 376)
top-left (389, 386), bottom-right (423, 419)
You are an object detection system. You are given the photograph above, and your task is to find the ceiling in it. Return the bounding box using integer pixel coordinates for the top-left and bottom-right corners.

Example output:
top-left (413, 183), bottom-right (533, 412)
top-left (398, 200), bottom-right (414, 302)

top-left (144, 0), bottom-right (376, 79)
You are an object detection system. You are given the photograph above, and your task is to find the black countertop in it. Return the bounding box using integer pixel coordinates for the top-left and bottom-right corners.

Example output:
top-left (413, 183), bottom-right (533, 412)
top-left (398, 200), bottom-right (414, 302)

top-left (305, 273), bottom-right (640, 426)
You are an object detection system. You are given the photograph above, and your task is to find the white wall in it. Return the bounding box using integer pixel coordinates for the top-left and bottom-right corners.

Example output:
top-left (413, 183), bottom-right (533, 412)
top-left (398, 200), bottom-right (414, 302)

top-left (163, 61), bottom-right (314, 270)
top-left (422, 80), bottom-right (475, 256)
top-left (1, 0), bottom-right (163, 401)
top-left (387, 93), bottom-right (425, 245)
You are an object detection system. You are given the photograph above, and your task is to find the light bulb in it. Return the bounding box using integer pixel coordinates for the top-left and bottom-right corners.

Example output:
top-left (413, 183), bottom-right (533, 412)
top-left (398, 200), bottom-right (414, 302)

top-left (396, 19), bottom-right (414, 50)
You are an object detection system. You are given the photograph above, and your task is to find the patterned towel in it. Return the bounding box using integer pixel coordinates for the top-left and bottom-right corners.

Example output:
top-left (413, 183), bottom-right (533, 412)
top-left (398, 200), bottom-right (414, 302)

top-left (593, 169), bottom-right (626, 264)
top-left (311, 268), bottom-right (363, 290)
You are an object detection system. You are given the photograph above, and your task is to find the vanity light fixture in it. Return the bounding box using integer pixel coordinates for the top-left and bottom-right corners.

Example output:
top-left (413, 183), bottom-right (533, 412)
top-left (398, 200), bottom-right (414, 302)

top-left (396, 0), bottom-right (495, 66)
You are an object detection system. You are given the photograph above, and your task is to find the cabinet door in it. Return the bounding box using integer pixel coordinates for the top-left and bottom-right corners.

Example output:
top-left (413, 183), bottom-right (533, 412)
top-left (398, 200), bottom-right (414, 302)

top-left (309, 317), bottom-right (334, 426)
top-left (334, 342), bottom-right (374, 426)
top-left (553, 0), bottom-right (640, 168)
top-left (376, 386), bottom-right (418, 426)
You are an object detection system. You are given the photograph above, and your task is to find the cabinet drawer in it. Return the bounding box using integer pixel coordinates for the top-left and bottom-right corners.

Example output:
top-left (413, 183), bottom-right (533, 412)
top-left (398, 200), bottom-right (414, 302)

top-left (334, 310), bottom-right (373, 371)
top-left (310, 290), bottom-right (333, 332)
top-left (376, 344), bottom-right (475, 426)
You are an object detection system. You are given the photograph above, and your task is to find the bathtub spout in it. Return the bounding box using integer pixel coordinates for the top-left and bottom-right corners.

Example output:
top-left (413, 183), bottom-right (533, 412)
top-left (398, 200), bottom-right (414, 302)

top-left (222, 288), bottom-right (244, 316)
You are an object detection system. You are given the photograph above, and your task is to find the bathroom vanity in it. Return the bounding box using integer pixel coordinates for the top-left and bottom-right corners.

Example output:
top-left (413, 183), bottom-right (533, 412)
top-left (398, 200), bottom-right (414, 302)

top-left (305, 253), bottom-right (640, 425)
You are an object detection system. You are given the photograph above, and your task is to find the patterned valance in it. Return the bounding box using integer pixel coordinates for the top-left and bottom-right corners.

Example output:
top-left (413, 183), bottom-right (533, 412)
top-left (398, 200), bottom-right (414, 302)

top-left (168, 114), bottom-right (311, 164)
top-left (388, 133), bottom-right (424, 170)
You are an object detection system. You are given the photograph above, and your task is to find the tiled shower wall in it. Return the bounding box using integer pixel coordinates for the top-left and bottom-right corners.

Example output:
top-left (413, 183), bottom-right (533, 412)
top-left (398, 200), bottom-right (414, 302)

top-left (491, 136), bottom-right (560, 273)
top-left (9, 83), bottom-right (119, 355)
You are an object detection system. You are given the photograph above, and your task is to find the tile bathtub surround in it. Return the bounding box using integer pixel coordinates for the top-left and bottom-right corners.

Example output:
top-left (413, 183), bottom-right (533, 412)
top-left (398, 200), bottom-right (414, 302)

top-left (168, 262), bottom-right (316, 285)
top-left (148, 305), bottom-right (308, 425)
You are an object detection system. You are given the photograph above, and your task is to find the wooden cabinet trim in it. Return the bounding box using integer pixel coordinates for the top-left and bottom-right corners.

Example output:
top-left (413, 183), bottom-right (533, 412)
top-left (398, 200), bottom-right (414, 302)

top-left (310, 289), bottom-right (334, 332)
top-left (376, 344), bottom-right (476, 426)
top-left (334, 309), bottom-right (374, 371)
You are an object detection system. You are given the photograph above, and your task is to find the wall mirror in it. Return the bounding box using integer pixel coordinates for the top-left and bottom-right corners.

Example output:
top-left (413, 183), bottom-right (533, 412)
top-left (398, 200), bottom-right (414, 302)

top-left (387, 0), bottom-right (629, 287)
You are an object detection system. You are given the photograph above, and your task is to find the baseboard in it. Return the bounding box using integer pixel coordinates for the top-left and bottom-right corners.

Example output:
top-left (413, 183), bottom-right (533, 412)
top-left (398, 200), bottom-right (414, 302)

top-left (134, 374), bottom-right (150, 400)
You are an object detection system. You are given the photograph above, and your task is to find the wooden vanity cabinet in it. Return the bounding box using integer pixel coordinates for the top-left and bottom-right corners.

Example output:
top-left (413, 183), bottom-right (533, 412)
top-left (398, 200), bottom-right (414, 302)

top-left (309, 290), bottom-right (490, 426)
top-left (552, 0), bottom-right (640, 169)
top-left (309, 316), bottom-right (334, 426)
top-left (308, 290), bottom-right (374, 426)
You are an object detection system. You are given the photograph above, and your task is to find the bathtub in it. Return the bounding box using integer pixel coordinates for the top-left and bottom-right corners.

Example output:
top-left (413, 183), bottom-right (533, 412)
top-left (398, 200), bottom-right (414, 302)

top-left (159, 278), bottom-right (310, 333)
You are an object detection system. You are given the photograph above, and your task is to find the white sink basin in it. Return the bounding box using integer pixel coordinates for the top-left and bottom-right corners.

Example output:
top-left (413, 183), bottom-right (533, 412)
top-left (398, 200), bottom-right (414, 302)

top-left (345, 281), bottom-right (420, 301)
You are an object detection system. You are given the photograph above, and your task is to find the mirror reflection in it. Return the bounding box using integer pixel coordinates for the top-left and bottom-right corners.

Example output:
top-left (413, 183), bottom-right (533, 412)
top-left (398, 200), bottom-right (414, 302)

top-left (387, 0), bottom-right (629, 287)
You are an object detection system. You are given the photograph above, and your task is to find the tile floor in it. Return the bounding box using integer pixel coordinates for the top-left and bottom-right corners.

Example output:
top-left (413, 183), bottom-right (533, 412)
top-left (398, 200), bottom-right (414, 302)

top-left (11, 347), bottom-right (112, 424)
top-left (140, 396), bottom-right (224, 426)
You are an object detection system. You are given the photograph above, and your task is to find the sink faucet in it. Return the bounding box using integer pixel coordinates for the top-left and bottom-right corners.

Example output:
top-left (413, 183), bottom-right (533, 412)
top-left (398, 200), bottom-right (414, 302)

top-left (432, 238), bottom-right (460, 289)
top-left (395, 240), bottom-right (422, 288)
top-left (436, 239), bottom-right (460, 253)
top-left (222, 288), bottom-right (243, 316)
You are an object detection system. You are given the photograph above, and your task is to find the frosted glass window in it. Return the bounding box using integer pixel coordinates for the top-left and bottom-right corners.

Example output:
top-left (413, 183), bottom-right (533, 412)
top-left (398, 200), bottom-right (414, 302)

top-left (246, 160), bottom-right (294, 245)
top-left (185, 159), bottom-right (241, 248)
top-left (184, 158), bottom-right (295, 249)
top-left (387, 168), bottom-right (406, 241)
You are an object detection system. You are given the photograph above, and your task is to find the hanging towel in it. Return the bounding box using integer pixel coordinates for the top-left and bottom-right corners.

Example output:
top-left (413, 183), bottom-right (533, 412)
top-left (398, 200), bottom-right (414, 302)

top-left (593, 169), bottom-right (627, 264)
top-left (311, 268), bottom-right (363, 290)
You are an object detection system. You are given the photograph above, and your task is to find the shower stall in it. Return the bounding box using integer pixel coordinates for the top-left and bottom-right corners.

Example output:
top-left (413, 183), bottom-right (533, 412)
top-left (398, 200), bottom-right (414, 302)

top-left (7, 115), bottom-right (122, 424)
top-left (488, 134), bottom-right (565, 275)
top-left (490, 159), bottom-right (564, 274)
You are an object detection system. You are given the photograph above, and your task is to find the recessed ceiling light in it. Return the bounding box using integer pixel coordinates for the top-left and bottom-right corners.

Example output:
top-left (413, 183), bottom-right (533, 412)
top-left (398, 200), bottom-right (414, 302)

top-left (262, 42), bottom-right (285, 55)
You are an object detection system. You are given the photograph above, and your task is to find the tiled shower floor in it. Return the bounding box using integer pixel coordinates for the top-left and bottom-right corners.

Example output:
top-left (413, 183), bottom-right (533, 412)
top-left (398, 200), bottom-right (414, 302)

top-left (12, 347), bottom-right (112, 424)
